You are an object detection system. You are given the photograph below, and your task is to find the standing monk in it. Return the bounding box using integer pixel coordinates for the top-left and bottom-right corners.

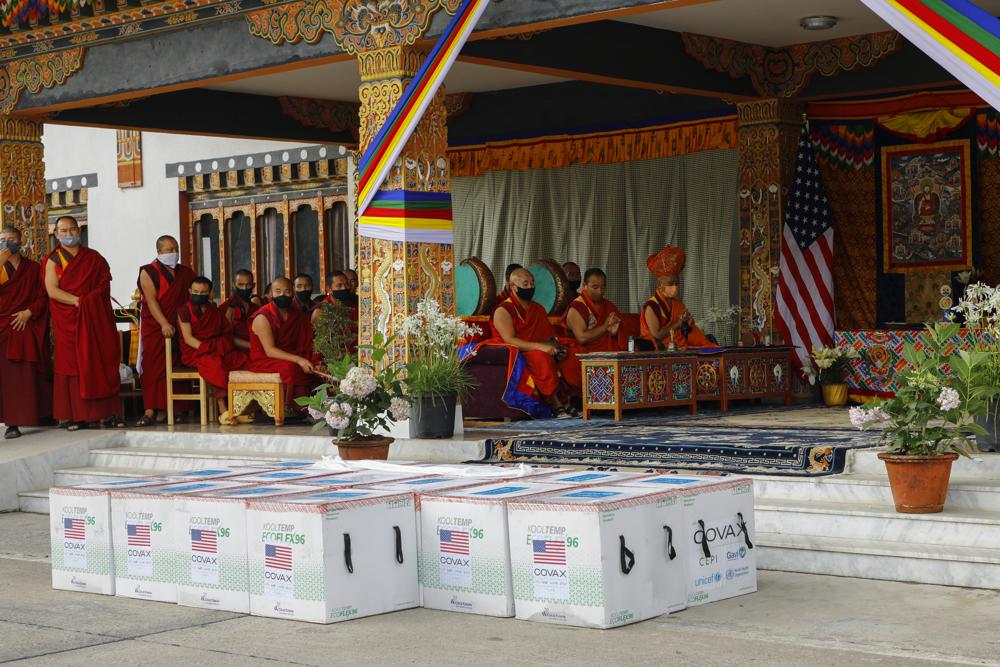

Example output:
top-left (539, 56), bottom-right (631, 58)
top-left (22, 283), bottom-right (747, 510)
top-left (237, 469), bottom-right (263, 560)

top-left (136, 235), bottom-right (195, 426)
top-left (248, 277), bottom-right (316, 407)
top-left (0, 225), bottom-right (51, 439)
top-left (492, 268), bottom-right (578, 417)
top-left (177, 277), bottom-right (249, 424)
top-left (43, 216), bottom-right (124, 431)
top-left (221, 269), bottom-right (261, 350)
top-left (562, 268), bottom-right (625, 354)
top-left (640, 245), bottom-right (713, 350)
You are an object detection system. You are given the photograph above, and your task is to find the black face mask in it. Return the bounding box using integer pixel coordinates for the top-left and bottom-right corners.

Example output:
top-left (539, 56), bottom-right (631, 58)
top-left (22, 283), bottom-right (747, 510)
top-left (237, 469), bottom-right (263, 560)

top-left (273, 295), bottom-right (293, 309)
top-left (295, 290), bottom-right (313, 303)
top-left (568, 280), bottom-right (581, 291)
top-left (331, 289), bottom-right (351, 303)
top-left (190, 294), bottom-right (209, 306)
top-left (516, 286), bottom-right (535, 302)
top-left (234, 287), bottom-right (254, 300)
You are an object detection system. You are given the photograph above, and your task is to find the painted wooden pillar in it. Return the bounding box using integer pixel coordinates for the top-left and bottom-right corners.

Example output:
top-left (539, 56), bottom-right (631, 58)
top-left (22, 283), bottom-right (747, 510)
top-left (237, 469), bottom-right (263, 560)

top-left (736, 99), bottom-right (804, 344)
top-left (0, 117), bottom-right (47, 260)
top-left (356, 45), bottom-right (456, 363)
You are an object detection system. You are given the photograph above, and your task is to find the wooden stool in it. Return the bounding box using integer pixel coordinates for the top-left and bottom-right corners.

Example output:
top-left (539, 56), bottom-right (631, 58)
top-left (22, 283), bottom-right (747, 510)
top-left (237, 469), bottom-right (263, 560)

top-left (228, 371), bottom-right (285, 426)
top-left (165, 347), bottom-right (216, 426)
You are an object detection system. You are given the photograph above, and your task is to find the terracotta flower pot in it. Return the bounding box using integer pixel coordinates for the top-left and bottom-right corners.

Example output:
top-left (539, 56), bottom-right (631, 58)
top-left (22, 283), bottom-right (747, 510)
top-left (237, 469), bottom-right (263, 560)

top-left (334, 436), bottom-right (394, 461)
top-left (821, 383), bottom-right (848, 407)
top-left (878, 452), bottom-right (959, 513)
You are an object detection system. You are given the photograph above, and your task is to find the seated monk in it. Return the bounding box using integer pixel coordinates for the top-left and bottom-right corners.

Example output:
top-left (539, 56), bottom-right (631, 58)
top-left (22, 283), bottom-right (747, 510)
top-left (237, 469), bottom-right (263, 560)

top-left (293, 272), bottom-right (318, 315)
top-left (248, 277), bottom-right (316, 407)
top-left (495, 263), bottom-right (522, 304)
top-left (177, 276), bottom-right (250, 425)
top-left (640, 245), bottom-right (713, 350)
top-left (562, 268), bottom-right (625, 354)
top-left (492, 268), bottom-right (579, 417)
top-left (313, 271), bottom-right (358, 358)
top-left (221, 269), bottom-right (261, 351)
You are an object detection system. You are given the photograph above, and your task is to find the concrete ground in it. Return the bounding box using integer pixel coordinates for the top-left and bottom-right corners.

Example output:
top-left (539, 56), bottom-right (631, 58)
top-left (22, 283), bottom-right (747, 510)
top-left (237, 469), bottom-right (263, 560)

top-left (1, 513), bottom-right (998, 666)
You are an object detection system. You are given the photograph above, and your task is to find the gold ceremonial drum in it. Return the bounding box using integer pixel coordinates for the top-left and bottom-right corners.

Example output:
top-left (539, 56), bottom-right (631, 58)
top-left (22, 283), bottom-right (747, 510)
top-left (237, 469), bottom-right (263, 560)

top-left (527, 258), bottom-right (572, 315)
top-left (455, 257), bottom-right (497, 316)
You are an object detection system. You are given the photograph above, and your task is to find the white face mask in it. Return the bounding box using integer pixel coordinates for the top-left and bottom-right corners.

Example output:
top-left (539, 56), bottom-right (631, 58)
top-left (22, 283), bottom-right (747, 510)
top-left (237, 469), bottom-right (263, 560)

top-left (157, 252), bottom-right (179, 269)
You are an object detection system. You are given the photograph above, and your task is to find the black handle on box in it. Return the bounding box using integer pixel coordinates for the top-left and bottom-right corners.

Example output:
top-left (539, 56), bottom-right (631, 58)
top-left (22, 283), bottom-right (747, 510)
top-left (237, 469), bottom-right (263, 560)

top-left (343, 533), bottom-right (354, 574)
top-left (697, 519), bottom-right (711, 559)
top-left (737, 512), bottom-right (754, 549)
top-left (619, 535), bottom-right (635, 575)
top-left (394, 526), bottom-right (404, 564)
top-left (663, 525), bottom-right (677, 561)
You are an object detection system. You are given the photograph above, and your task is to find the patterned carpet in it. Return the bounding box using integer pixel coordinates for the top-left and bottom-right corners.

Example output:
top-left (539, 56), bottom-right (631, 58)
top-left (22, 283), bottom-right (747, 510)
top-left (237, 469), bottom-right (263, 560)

top-left (485, 423), bottom-right (881, 477)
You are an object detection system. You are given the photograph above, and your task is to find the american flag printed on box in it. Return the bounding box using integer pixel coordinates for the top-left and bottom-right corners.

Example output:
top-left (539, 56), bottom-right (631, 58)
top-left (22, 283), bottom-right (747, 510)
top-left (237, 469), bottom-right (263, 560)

top-left (265, 544), bottom-right (292, 571)
top-left (532, 539), bottom-right (566, 565)
top-left (127, 523), bottom-right (151, 547)
top-left (63, 517), bottom-right (85, 541)
top-left (191, 529), bottom-right (217, 554)
top-left (439, 530), bottom-right (470, 556)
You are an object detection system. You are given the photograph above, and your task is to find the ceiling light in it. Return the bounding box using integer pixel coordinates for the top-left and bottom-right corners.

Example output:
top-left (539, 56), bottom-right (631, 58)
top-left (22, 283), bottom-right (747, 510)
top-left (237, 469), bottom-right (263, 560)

top-left (799, 15), bottom-right (838, 30)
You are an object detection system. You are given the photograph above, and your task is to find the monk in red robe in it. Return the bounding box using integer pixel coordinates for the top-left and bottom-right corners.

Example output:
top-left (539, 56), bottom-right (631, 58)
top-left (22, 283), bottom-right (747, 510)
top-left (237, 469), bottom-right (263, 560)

top-left (221, 269), bottom-right (261, 350)
top-left (177, 276), bottom-right (249, 424)
top-left (562, 268), bottom-right (625, 354)
top-left (43, 216), bottom-right (124, 430)
top-left (293, 272), bottom-right (319, 315)
top-left (640, 245), bottom-right (713, 350)
top-left (135, 235), bottom-right (195, 426)
top-left (344, 268), bottom-right (359, 296)
top-left (312, 271), bottom-right (358, 358)
top-left (495, 263), bottom-right (522, 305)
top-left (0, 225), bottom-right (51, 438)
top-left (248, 277), bottom-right (316, 406)
top-left (492, 268), bottom-right (578, 417)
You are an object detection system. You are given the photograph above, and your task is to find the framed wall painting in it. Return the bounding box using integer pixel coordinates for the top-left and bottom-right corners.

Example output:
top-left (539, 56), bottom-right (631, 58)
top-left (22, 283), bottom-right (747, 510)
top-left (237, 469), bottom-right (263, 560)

top-left (881, 139), bottom-right (972, 273)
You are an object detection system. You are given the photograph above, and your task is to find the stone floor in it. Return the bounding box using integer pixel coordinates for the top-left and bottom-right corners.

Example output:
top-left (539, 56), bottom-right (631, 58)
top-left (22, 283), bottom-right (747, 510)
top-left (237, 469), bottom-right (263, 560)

top-left (2, 512), bottom-right (999, 666)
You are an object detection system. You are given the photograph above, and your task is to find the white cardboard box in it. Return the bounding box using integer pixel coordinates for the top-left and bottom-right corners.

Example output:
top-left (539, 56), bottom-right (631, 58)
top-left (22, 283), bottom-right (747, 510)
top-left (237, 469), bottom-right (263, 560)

top-left (165, 467), bottom-right (265, 481)
top-left (246, 488), bottom-right (418, 623)
top-left (289, 471), bottom-right (429, 487)
top-left (174, 484), bottom-right (314, 613)
top-left (244, 461), bottom-right (319, 469)
top-left (418, 481), bottom-right (568, 618)
top-left (507, 485), bottom-right (692, 629)
top-left (110, 480), bottom-right (252, 602)
top-left (49, 478), bottom-right (172, 595)
top-left (226, 469), bottom-right (342, 485)
top-left (531, 470), bottom-right (656, 486)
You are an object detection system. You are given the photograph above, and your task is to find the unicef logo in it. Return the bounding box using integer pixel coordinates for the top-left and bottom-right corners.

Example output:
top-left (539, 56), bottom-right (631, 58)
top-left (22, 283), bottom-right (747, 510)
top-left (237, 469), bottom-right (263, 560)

top-left (713, 572), bottom-right (722, 583)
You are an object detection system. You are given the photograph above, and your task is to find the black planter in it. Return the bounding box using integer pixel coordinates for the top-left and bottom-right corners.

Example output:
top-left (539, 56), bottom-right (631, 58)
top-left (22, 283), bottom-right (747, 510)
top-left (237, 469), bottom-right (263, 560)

top-left (412, 393), bottom-right (457, 439)
top-left (976, 408), bottom-right (999, 452)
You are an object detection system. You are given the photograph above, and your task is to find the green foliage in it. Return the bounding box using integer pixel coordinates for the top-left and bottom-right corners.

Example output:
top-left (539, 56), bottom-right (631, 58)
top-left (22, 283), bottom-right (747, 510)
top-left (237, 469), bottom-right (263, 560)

top-left (312, 301), bottom-right (356, 367)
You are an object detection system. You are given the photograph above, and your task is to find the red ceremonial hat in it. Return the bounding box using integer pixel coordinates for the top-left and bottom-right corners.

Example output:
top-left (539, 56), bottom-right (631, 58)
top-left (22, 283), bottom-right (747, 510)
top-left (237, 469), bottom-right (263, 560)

top-left (646, 245), bottom-right (686, 278)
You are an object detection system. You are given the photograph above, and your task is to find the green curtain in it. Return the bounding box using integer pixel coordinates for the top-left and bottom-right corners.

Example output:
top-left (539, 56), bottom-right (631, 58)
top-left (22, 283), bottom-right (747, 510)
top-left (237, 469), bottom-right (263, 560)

top-left (452, 149), bottom-right (739, 338)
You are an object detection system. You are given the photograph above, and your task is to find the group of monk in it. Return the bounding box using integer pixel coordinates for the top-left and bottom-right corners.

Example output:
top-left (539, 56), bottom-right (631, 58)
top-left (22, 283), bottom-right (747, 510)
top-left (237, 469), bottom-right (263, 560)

top-left (0, 217), bottom-right (361, 439)
top-left (487, 245), bottom-right (712, 418)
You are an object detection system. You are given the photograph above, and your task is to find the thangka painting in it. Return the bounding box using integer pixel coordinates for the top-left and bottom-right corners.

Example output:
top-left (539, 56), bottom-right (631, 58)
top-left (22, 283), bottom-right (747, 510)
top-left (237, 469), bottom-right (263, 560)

top-left (881, 139), bottom-right (972, 273)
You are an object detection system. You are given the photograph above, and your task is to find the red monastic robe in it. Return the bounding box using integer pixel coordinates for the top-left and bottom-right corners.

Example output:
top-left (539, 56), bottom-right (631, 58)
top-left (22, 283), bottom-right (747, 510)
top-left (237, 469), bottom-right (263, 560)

top-left (221, 293), bottom-right (259, 343)
top-left (490, 296), bottom-right (579, 396)
top-left (639, 292), bottom-right (713, 350)
top-left (138, 261), bottom-right (195, 410)
top-left (561, 293), bottom-right (627, 354)
top-left (43, 246), bottom-right (121, 422)
top-left (0, 257), bottom-right (52, 426)
top-left (248, 302), bottom-right (316, 400)
top-left (178, 302), bottom-right (249, 395)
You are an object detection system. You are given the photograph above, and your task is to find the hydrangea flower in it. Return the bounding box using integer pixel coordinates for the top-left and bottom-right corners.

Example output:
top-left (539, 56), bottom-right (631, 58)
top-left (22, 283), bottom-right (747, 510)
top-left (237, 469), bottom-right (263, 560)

top-left (324, 402), bottom-right (352, 431)
top-left (849, 406), bottom-right (889, 430)
top-left (936, 387), bottom-right (961, 412)
top-left (390, 397), bottom-right (411, 422)
top-left (340, 367), bottom-right (377, 399)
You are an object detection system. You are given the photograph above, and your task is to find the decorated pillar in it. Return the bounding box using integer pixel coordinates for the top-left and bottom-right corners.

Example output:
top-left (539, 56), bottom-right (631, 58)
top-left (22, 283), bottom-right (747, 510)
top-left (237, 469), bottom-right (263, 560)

top-left (356, 45), bottom-right (455, 362)
top-left (736, 99), bottom-right (804, 344)
top-left (0, 117), bottom-right (47, 260)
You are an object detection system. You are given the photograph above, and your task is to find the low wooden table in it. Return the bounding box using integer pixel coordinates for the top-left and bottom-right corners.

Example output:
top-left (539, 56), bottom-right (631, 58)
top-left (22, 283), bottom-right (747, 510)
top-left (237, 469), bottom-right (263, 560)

top-left (579, 346), bottom-right (794, 420)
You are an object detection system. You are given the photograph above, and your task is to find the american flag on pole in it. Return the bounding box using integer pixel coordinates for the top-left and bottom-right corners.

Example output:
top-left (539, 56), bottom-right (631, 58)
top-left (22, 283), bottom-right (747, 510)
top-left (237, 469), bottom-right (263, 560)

top-left (127, 523), bottom-right (151, 547)
top-left (532, 540), bottom-right (566, 566)
top-left (64, 517), bottom-right (86, 540)
top-left (265, 544), bottom-right (292, 571)
top-left (439, 530), bottom-right (470, 556)
top-left (190, 529), bottom-right (217, 554)
top-left (775, 125), bottom-right (835, 368)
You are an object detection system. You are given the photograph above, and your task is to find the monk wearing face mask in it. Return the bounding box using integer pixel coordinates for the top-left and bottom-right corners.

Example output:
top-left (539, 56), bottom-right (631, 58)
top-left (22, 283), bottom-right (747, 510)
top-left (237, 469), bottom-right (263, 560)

top-left (135, 235), bottom-right (195, 426)
top-left (248, 277), bottom-right (317, 407)
top-left (221, 269), bottom-right (261, 350)
top-left (314, 271), bottom-right (358, 357)
top-left (640, 245), bottom-right (713, 350)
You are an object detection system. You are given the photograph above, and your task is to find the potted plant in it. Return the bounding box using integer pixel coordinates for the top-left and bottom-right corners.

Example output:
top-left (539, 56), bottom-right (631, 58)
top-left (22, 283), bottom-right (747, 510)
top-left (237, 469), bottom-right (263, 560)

top-left (950, 280), bottom-right (1000, 452)
top-left (400, 299), bottom-right (480, 438)
top-left (801, 345), bottom-right (859, 406)
top-left (312, 300), bottom-right (357, 364)
top-left (296, 331), bottom-right (410, 460)
top-left (851, 322), bottom-right (998, 513)
top-left (704, 304), bottom-right (741, 346)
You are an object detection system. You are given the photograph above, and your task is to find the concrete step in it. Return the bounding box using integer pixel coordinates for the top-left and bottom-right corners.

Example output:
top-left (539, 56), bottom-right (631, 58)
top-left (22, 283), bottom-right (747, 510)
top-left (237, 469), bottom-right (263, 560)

top-left (120, 430), bottom-right (333, 456)
top-left (18, 489), bottom-right (49, 514)
top-left (847, 448), bottom-right (1000, 477)
top-left (752, 474), bottom-right (1000, 512)
top-left (87, 447), bottom-right (321, 471)
top-left (757, 531), bottom-right (1000, 589)
top-left (52, 466), bottom-right (178, 487)
top-left (755, 499), bottom-right (1000, 549)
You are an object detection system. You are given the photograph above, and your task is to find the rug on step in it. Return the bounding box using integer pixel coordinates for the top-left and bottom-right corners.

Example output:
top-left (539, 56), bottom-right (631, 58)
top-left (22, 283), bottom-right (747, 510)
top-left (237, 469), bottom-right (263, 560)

top-left (485, 425), bottom-right (881, 476)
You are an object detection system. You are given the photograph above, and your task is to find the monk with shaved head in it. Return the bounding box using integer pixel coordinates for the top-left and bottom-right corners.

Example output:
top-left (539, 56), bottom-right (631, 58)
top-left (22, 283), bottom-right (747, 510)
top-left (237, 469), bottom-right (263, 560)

top-left (491, 268), bottom-right (579, 418)
top-left (135, 234), bottom-right (195, 426)
top-left (247, 276), bottom-right (316, 408)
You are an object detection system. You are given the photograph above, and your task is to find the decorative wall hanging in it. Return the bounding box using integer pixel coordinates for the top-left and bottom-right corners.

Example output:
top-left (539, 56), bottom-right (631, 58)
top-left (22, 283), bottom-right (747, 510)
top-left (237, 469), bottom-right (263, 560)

top-left (810, 124), bottom-right (875, 171)
top-left (116, 129), bottom-right (142, 188)
top-left (881, 139), bottom-right (972, 274)
top-left (977, 110), bottom-right (1000, 157)
top-left (876, 107), bottom-right (973, 142)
